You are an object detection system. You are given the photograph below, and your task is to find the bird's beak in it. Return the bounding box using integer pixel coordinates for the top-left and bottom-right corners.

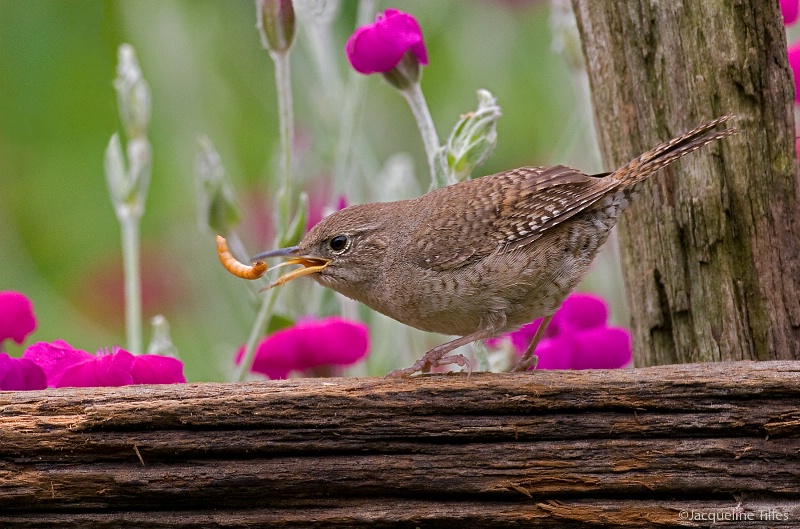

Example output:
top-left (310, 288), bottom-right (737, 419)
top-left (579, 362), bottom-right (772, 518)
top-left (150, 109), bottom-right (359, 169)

top-left (251, 246), bottom-right (330, 291)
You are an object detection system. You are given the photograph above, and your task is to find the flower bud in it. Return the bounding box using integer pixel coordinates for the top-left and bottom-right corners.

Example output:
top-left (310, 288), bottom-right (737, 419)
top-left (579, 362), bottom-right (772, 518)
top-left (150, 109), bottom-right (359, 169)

top-left (147, 315), bottom-right (179, 358)
top-left (113, 44), bottom-right (151, 139)
top-left (195, 136), bottom-right (241, 236)
top-left (257, 0), bottom-right (296, 54)
top-left (443, 89), bottom-right (501, 182)
top-left (126, 137), bottom-right (152, 215)
top-left (104, 133), bottom-right (127, 207)
top-left (106, 44), bottom-right (153, 221)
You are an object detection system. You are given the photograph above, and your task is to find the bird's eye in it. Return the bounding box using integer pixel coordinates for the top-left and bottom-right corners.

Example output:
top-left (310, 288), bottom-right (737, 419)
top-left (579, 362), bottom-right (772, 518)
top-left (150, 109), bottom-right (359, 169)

top-left (329, 235), bottom-right (349, 253)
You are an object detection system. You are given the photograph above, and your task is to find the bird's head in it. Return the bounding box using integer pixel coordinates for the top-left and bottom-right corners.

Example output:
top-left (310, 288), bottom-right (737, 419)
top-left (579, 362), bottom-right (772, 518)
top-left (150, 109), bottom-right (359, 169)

top-left (252, 203), bottom-right (391, 296)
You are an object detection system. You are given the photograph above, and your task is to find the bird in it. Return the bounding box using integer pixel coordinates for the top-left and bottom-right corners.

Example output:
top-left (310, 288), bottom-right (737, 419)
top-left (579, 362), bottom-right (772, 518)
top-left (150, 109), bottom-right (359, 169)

top-left (251, 116), bottom-right (737, 377)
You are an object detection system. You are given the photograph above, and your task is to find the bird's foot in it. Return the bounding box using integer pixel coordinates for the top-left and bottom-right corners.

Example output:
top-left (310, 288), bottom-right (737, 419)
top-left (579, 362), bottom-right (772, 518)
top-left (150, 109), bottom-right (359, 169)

top-left (385, 331), bottom-right (488, 378)
top-left (511, 354), bottom-right (538, 372)
top-left (509, 314), bottom-right (552, 373)
top-left (385, 353), bottom-right (472, 378)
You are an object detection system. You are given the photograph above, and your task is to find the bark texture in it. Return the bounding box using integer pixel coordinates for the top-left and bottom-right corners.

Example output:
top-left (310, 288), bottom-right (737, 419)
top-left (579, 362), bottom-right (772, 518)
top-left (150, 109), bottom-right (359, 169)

top-left (572, 0), bottom-right (800, 366)
top-left (1, 362), bottom-right (800, 527)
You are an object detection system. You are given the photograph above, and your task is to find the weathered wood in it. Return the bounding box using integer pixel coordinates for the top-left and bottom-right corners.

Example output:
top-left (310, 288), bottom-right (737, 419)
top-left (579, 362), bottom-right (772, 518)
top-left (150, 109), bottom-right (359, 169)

top-left (1, 361), bottom-right (800, 527)
top-left (572, 0), bottom-right (800, 365)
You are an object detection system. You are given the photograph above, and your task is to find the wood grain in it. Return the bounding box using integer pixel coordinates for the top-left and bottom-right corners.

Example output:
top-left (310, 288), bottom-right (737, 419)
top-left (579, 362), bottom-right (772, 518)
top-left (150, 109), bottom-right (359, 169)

top-left (2, 361), bottom-right (799, 527)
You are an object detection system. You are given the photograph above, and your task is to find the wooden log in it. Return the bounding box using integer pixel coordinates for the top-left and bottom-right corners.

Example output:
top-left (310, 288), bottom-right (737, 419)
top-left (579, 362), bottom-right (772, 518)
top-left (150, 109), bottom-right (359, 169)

top-left (1, 361), bottom-right (800, 527)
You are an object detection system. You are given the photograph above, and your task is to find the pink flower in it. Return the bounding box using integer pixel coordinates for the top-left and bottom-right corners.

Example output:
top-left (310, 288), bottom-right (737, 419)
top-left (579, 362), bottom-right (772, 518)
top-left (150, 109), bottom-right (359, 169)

top-left (307, 190), bottom-right (348, 232)
top-left (489, 294), bottom-right (631, 370)
top-left (346, 9), bottom-right (428, 75)
top-left (0, 353), bottom-right (47, 391)
top-left (23, 340), bottom-right (186, 388)
top-left (789, 41), bottom-right (800, 105)
top-left (238, 317), bottom-right (369, 379)
top-left (782, 0), bottom-right (799, 26)
top-left (0, 291), bottom-right (37, 345)
top-left (784, 1), bottom-right (800, 106)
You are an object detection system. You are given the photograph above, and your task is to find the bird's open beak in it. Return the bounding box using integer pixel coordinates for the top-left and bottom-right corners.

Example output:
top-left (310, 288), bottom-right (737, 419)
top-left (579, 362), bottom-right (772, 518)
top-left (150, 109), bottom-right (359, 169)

top-left (251, 246), bottom-right (330, 291)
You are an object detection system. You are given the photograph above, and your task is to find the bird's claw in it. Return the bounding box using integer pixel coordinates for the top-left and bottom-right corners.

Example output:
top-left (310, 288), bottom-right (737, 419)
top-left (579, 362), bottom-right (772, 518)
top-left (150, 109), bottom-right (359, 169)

top-left (511, 354), bottom-right (538, 372)
top-left (385, 353), bottom-right (472, 378)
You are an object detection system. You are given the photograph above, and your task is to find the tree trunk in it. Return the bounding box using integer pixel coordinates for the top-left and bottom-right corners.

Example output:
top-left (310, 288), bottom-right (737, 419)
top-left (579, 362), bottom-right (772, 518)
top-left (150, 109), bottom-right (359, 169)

top-left (2, 363), bottom-right (800, 527)
top-left (571, 0), bottom-right (800, 366)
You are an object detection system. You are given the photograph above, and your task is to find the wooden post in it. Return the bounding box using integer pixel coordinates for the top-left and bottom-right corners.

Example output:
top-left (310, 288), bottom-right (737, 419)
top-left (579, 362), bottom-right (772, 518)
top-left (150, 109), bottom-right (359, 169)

top-left (571, 0), bottom-right (800, 366)
top-left (2, 362), bottom-right (800, 527)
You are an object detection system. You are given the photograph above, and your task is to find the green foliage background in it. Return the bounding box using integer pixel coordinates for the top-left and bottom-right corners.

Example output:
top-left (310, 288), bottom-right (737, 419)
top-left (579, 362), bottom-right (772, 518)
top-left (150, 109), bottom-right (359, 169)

top-left (0, 0), bottom-right (626, 381)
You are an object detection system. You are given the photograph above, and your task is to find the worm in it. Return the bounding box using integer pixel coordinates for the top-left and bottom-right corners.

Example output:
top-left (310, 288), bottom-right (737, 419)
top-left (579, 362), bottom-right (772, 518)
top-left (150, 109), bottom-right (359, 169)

top-left (216, 235), bottom-right (267, 280)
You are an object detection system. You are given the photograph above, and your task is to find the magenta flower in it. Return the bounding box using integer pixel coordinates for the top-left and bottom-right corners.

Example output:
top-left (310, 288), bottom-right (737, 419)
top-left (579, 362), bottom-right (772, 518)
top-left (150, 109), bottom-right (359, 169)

top-left (346, 9), bottom-right (428, 75)
top-left (0, 291), bottom-right (37, 345)
top-left (789, 41), bottom-right (800, 105)
top-left (782, 0), bottom-right (799, 25)
top-left (23, 340), bottom-right (186, 388)
top-left (783, 0), bottom-right (800, 105)
top-left (489, 294), bottom-right (631, 370)
top-left (0, 353), bottom-right (47, 391)
top-left (238, 317), bottom-right (369, 379)
top-left (307, 191), bottom-right (347, 232)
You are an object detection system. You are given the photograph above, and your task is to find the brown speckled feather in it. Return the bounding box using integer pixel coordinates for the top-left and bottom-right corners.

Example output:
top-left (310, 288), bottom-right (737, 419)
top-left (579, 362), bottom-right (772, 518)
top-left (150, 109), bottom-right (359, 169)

top-left (413, 166), bottom-right (616, 271)
top-left (412, 115), bottom-right (737, 272)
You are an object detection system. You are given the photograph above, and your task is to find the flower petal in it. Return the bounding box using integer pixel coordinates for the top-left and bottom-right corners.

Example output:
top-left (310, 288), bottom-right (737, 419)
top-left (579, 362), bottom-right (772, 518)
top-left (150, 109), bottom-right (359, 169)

top-left (23, 340), bottom-right (94, 387)
top-left (0, 353), bottom-right (47, 391)
top-left (23, 341), bottom-right (186, 388)
top-left (131, 354), bottom-right (187, 384)
top-left (569, 327), bottom-right (632, 370)
top-left (247, 317), bottom-right (369, 379)
top-left (532, 337), bottom-right (575, 370)
top-left (246, 329), bottom-right (307, 380)
top-left (782, 0), bottom-right (799, 25)
top-left (789, 40), bottom-right (800, 104)
top-left (56, 349), bottom-right (136, 388)
top-left (302, 318), bottom-right (370, 369)
top-left (346, 9), bottom-right (427, 74)
top-left (553, 293), bottom-right (608, 332)
top-left (0, 291), bottom-right (37, 344)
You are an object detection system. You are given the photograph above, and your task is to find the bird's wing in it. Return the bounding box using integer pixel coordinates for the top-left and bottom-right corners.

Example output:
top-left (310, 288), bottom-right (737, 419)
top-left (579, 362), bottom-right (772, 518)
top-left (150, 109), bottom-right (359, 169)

top-left (412, 165), bottom-right (615, 272)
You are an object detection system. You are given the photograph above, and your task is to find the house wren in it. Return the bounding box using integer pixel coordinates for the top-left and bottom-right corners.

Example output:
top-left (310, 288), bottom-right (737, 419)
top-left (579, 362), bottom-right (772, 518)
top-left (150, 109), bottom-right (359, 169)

top-left (252, 116), bottom-right (737, 376)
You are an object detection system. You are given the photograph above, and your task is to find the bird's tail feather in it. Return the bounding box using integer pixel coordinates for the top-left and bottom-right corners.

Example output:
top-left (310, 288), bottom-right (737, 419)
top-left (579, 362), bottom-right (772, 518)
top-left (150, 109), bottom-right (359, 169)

top-left (612, 116), bottom-right (738, 186)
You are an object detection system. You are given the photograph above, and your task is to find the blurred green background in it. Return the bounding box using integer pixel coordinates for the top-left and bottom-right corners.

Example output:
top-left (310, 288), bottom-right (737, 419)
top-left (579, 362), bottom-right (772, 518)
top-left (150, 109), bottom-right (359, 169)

top-left (0, 0), bottom-right (626, 381)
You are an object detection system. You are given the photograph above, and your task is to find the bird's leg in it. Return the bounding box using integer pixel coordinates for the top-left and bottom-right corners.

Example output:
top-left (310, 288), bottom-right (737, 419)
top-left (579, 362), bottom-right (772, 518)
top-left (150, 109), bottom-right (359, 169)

top-left (511, 314), bottom-right (553, 372)
top-left (385, 330), bottom-right (493, 378)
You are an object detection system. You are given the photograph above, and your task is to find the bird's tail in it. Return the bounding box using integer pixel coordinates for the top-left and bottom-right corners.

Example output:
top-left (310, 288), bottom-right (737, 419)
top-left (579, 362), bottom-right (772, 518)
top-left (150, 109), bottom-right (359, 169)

top-left (611, 116), bottom-right (738, 186)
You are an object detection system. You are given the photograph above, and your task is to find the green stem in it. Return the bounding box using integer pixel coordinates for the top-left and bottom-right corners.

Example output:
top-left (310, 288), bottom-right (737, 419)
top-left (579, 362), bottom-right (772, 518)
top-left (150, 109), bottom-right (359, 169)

top-left (332, 74), bottom-right (365, 200)
top-left (400, 82), bottom-right (443, 187)
top-left (234, 48), bottom-right (296, 382)
top-left (234, 288), bottom-right (278, 382)
top-left (272, 49), bottom-right (294, 233)
top-left (120, 214), bottom-right (142, 355)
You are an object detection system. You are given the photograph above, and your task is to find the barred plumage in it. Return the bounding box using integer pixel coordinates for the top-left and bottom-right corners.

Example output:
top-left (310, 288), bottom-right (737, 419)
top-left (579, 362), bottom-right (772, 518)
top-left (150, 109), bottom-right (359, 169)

top-left (411, 116), bottom-right (737, 269)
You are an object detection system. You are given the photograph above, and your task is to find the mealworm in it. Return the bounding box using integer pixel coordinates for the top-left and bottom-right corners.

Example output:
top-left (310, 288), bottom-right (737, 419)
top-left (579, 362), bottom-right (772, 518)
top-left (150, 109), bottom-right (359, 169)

top-left (216, 235), bottom-right (267, 280)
